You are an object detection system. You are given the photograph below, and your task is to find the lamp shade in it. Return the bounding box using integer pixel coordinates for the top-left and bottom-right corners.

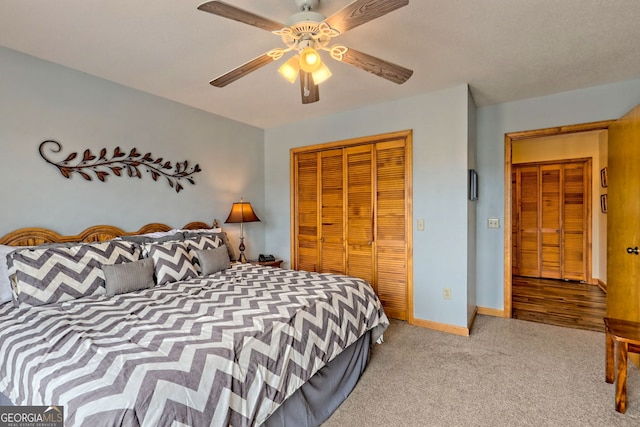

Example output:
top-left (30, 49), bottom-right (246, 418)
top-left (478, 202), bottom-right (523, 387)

top-left (311, 61), bottom-right (332, 85)
top-left (225, 200), bottom-right (260, 224)
top-left (278, 55), bottom-right (300, 84)
top-left (299, 47), bottom-right (322, 73)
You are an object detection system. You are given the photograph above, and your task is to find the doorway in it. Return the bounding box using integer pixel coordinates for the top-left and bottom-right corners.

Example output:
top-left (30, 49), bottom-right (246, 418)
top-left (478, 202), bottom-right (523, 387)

top-left (503, 120), bottom-right (613, 319)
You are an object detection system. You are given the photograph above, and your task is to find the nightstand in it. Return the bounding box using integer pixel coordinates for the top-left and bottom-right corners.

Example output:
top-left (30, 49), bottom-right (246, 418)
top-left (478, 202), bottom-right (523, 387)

top-left (248, 259), bottom-right (283, 268)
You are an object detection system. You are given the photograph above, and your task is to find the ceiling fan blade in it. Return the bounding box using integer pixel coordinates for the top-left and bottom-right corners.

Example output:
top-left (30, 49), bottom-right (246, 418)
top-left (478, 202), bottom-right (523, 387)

top-left (339, 47), bottom-right (413, 84)
top-left (210, 53), bottom-right (276, 87)
top-left (300, 71), bottom-right (319, 104)
top-left (198, 1), bottom-right (285, 32)
top-left (324, 0), bottom-right (409, 34)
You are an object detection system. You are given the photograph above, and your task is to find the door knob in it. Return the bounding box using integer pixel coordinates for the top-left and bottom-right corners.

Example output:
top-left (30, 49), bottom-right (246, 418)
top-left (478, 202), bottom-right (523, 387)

top-left (627, 246), bottom-right (639, 255)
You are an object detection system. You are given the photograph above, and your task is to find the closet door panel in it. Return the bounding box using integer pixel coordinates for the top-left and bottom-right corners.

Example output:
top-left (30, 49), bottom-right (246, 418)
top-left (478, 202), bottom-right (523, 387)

top-left (563, 163), bottom-right (587, 281)
top-left (540, 165), bottom-right (562, 278)
top-left (376, 140), bottom-right (408, 320)
top-left (541, 233), bottom-right (561, 278)
top-left (377, 243), bottom-right (407, 320)
top-left (512, 170), bottom-right (519, 275)
top-left (518, 167), bottom-right (540, 277)
top-left (346, 146), bottom-right (374, 285)
top-left (295, 152), bottom-right (319, 272)
top-left (320, 149), bottom-right (345, 274)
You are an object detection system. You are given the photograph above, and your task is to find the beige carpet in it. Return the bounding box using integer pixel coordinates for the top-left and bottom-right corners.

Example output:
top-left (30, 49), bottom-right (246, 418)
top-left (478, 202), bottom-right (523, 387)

top-left (322, 315), bottom-right (640, 427)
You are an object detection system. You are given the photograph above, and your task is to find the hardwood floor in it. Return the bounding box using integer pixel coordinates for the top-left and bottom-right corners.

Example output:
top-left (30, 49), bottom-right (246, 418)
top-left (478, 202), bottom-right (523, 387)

top-left (512, 276), bottom-right (607, 332)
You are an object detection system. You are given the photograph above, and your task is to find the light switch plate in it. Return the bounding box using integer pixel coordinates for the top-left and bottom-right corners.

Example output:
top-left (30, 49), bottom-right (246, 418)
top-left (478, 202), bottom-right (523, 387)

top-left (417, 219), bottom-right (425, 231)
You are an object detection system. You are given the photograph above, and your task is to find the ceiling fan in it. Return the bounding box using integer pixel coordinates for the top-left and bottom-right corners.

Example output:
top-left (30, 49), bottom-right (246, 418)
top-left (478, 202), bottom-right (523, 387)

top-left (197, 0), bottom-right (413, 104)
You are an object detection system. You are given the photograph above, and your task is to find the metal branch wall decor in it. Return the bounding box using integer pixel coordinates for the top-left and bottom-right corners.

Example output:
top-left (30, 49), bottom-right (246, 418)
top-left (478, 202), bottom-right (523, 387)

top-left (39, 140), bottom-right (202, 193)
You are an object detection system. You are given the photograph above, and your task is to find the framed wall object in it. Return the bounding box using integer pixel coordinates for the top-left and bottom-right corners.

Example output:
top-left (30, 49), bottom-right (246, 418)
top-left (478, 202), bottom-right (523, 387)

top-left (469, 169), bottom-right (478, 201)
top-left (600, 167), bottom-right (608, 188)
top-left (601, 194), bottom-right (608, 213)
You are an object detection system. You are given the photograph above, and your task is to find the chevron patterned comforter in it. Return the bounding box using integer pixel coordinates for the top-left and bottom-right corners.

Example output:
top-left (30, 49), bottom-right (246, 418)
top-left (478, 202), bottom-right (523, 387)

top-left (0, 263), bottom-right (388, 426)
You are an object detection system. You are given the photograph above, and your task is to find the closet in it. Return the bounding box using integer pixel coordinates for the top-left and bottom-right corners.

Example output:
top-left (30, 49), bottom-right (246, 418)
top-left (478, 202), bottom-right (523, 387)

top-left (512, 159), bottom-right (591, 282)
top-left (291, 131), bottom-right (412, 320)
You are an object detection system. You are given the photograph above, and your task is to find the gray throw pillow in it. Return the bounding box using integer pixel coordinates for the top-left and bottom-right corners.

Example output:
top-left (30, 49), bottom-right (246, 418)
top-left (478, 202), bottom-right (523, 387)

top-left (196, 247), bottom-right (231, 276)
top-left (103, 258), bottom-right (155, 296)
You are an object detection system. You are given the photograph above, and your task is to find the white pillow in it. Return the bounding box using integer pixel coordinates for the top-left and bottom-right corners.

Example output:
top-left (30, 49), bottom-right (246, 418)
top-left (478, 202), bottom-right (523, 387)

top-left (140, 229), bottom-right (183, 239)
top-left (180, 228), bottom-right (222, 234)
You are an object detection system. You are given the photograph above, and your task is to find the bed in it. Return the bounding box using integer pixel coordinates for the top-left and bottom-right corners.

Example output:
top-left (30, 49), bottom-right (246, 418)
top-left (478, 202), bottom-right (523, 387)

top-left (0, 222), bottom-right (389, 426)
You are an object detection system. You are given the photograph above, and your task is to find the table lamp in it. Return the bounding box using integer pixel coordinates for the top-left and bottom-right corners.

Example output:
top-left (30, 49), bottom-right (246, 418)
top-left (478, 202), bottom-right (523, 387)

top-left (224, 198), bottom-right (260, 263)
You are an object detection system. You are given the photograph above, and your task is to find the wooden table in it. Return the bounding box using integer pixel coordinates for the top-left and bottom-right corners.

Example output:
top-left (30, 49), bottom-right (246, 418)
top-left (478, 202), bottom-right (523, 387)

top-left (604, 317), bottom-right (640, 413)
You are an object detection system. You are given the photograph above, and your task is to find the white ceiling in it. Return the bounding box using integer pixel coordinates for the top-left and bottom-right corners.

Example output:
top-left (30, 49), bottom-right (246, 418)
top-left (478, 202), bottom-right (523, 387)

top-left (1, 1), bottom-right (640, 129)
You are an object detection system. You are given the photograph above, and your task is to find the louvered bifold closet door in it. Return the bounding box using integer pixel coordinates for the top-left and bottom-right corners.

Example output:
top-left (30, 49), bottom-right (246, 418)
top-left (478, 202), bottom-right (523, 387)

top-left (518, 166), bottom-right (540, 277)
top-left (513, 160), bottom-right (590, 281)
top-left (540, 165), bottom-right (562, 279)
top-left (512, 170), bottom-right (519, 275)
top-left (562, 162), bottom-right (587, 281)
top-left (345, 145), bottom-right (375, 287)
top-left (376, 140), bottom-right (408, 320)
top-left (320, 149), bottom-right (345, 274)
top-left (294, 152), bottom-right (320, 272)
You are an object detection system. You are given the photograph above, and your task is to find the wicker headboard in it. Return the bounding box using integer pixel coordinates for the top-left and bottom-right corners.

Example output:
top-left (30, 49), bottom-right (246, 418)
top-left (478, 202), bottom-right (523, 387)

top-left (0, 221), bottom-right (213, 246)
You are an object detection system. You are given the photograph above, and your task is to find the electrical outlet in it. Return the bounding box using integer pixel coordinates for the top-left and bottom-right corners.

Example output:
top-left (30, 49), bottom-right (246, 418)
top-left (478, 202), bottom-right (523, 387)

top-left (443, 288), bottom-right (452, 300)
top-left (488, 218), bottom-right (500, 229)
top-left (417, 219), bottom-right (425, 231)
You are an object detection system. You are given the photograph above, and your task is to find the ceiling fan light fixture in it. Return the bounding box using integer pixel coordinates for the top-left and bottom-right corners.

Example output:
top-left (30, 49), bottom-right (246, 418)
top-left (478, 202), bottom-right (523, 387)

top-left (198, 0), bottom-right (413, 104)
top-left (299, 47), bottom-right (322, 73)
top-left (278, 55), bottom-right (300, 83)
top-left (311, 61), bottom-right (332, 85)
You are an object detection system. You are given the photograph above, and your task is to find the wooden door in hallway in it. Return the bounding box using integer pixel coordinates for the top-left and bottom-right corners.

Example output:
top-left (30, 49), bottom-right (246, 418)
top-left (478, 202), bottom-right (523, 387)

top-left (512, 159), bottom-right (591, 282)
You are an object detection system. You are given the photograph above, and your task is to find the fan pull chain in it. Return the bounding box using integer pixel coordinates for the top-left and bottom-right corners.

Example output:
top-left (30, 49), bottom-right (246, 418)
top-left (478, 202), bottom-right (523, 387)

top-left (301, 71), bottom-right (311, 98)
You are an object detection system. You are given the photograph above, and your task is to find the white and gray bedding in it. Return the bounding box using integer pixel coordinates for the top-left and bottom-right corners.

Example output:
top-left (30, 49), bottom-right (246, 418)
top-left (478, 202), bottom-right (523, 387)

top-left (0, 260), bottom-right (388, 426)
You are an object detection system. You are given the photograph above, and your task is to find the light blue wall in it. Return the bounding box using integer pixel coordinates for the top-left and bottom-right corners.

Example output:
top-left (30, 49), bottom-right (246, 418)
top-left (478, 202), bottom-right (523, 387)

top-left (476, 78), bottom-right (640, 310)
top-left (0, 47), bottom-right (266, 259)
top-left (264, 85), bottom-right (474, 327)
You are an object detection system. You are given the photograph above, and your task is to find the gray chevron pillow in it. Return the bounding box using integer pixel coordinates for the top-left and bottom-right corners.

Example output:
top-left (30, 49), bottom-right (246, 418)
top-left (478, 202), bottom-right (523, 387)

top-left (182, 234), bottom-right (223, 273)
top-left (7, 241), bottom-right (142, 308)
top-left (146, 241), bottom-right (197, 285)
top-left (184, 231), bottom-right (236, 262)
